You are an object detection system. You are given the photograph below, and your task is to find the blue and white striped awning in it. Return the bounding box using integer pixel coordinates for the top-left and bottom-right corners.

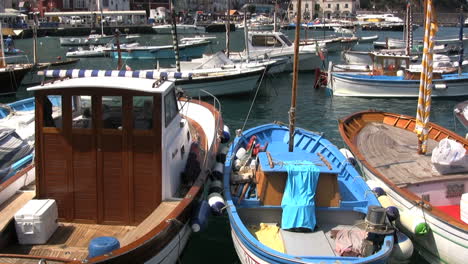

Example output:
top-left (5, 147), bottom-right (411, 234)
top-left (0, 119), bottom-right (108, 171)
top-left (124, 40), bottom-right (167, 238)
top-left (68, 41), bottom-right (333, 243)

top-left (38, 69), bottom-right (193, 80)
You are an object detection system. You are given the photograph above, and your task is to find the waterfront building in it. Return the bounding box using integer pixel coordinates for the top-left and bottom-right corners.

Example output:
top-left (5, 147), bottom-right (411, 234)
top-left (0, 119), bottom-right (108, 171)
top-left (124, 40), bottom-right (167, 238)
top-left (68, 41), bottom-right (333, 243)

top-left (287, 0), bottom-right (316, 21)
top-left (130, 0), bottom-right (169, 11)
top-left (317, 0), bottom-right (360, 19)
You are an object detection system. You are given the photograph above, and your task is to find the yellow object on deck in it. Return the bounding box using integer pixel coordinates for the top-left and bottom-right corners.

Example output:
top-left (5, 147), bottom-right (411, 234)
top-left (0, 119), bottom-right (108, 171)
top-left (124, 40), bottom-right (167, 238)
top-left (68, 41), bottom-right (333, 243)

top-left (248, 223), bottom-right (285, 253)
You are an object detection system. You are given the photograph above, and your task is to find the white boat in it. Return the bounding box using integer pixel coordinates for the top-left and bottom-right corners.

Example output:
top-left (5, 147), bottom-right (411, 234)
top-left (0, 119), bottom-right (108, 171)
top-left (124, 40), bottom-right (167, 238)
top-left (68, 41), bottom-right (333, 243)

top-left (229, 31), bottom-right (323, 72)
top-left (105, 40), bottom-right (210, 60)
top-left (175, 51), bottom-right (288, 75)
top-left (358, 35), bottom-right (379, 44)
top-left (59, 34), bottom-right (140, 46)
top-left (454, 100), bottom-right (468, 132)
top-left (179, 35), bottom-right (217, 43)
top-left (301, 37), bottom-right (342, 53)
top-left (339, 111), bottom-right (468, 264)
top-left (356, 13), bottom-right (404, 23)
top-left (152, 24), bottom-right (206, 34)
top-left (0, 72), bottom-right (224, 263)
top-left (65, 45), bottom-right (109, 58)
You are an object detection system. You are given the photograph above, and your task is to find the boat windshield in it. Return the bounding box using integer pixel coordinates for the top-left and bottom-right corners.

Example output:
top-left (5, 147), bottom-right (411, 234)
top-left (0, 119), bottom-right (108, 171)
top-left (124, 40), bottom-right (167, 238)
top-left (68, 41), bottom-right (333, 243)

top-left (278, 35), bottom-right (293, 46)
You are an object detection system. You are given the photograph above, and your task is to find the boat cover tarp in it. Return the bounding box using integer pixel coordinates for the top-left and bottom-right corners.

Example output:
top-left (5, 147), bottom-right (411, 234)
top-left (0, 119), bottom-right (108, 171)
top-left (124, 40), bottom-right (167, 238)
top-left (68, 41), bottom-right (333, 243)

top-left (281, 161), bottom-right (320, 231)
top-left (248, 223), bottom-right (285, 253)
top-left (0, 127), bottom-right (33, 183)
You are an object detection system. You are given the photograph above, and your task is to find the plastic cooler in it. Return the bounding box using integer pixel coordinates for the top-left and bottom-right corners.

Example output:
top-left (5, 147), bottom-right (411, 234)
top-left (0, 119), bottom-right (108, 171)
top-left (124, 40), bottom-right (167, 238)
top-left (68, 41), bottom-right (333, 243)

top-left (14, 199), bottom-right (58, 244)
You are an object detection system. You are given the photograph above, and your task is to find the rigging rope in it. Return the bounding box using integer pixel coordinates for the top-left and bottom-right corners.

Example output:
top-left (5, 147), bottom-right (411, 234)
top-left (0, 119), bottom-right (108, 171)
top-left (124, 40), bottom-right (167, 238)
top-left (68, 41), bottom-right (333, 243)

top-left (240, 67), bottom-right (268, 133)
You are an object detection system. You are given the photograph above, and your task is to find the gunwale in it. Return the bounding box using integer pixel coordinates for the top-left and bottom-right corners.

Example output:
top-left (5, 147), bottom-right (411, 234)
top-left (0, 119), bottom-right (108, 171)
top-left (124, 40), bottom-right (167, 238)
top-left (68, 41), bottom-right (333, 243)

top-left (0, 85), bottom-right (223, 263)
top-left (454, 100), bottom-right (468, 130)
top-left (338, 110), bottom-right (468, 230)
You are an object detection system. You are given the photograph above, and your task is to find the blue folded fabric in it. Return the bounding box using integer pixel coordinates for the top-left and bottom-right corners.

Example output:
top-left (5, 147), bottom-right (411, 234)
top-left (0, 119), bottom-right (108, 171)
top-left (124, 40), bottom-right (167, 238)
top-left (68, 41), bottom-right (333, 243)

top-left (281, 161), bottom-right (320, 231)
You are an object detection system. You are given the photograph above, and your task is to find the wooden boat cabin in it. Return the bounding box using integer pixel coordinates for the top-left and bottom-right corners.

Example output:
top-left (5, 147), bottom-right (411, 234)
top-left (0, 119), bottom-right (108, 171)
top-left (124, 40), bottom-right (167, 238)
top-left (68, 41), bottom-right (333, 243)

top-left (0, 76), bottom-right (221, 263)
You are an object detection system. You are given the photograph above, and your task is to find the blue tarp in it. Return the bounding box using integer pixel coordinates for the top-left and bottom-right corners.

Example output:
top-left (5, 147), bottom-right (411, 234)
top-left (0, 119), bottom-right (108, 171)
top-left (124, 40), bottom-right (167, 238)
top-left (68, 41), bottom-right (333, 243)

top-left (281, 161), bottom-right (320, 231)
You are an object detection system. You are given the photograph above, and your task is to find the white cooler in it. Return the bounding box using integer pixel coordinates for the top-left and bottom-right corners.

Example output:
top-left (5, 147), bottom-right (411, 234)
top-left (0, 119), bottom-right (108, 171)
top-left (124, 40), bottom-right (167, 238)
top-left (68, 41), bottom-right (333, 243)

top-left (14, 199), bottom-right (58, 244)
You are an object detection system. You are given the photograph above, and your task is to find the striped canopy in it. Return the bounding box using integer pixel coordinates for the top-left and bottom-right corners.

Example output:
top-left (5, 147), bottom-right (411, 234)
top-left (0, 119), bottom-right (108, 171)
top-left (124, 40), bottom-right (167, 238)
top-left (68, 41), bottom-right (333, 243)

top-left (38, 69), bottom-right (193, 80)
top-left (415, 0), bottom-right (438, 154)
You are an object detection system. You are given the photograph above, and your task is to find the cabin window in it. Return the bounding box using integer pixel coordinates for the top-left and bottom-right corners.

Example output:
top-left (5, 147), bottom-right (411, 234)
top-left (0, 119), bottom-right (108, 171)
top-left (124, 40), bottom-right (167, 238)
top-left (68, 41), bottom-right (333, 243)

top-left (164, 89), bottom-right (179, 127)
top-left (252, 35), bottom-right (283, 47)
top-left (133, 96), bottom-right (153, 130)
top-left (102, 96), bottom-right (122, 129)
top-left (43, 95), bottom-right (62, 128)
top-left (72, 95), bottom-right (92, 129)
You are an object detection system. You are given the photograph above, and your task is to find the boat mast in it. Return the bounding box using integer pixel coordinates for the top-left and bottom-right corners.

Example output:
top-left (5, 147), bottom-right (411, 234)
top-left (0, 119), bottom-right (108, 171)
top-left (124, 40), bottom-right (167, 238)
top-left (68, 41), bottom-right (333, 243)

top-left (243, 5), bottom-right (249, 61)
top-left (33, 14), bottom-right (38, 65)
top-left (273, 1), bottom-right (277, 32)
top-left (170, 0), bottom-right (181, 72)
top-left (289, 0), bottom-right (302, 152)
top-left (115, 30), bottom-right (122, 70)
top-left (405, 1), bottom-right (413, 56)
top-left (225, 0), bottom-right (231, 57)
top-left (458, 6), bottom-right (464, 75)
top-left (0, 23), bottom-right (5, 68)
top-left (99, 0), bottom-right (104, 36)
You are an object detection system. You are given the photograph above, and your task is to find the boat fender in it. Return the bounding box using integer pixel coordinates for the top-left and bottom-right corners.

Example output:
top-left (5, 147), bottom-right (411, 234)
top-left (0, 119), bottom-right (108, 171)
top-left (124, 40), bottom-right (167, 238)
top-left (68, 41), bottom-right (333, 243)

top-left (208, 192), bottom-right (225, 215)
top-left (191, 200), bottom-right (211, 232)
top-left (88, 236), bottom-right (120, 258)
top-left (235, 147), bottom-right (247, 160)
top-left (216, 146), bottom-right (230, 163)
top-left (373, 187), bottom-right (386, 197)
top-left (253, 142), bottom-right (268, 156)
top-left (220, 125), bottom-right (230, 144)
top-left (210, 162), bottom-right (224, 181)
top-left (398, 208), bottom-right (429, 236)
top-left (389, 231), bottom-right (414, 264)
top-left (209, 180), bottom-right (223, 194)
top-left (339, 148), bottom-right (357, 166)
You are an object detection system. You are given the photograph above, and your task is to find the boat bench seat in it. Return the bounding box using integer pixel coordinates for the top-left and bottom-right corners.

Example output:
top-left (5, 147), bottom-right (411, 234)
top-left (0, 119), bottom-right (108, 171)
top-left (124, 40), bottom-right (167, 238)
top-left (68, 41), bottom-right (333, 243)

top-left (280, 229), bottom-right (336, 256)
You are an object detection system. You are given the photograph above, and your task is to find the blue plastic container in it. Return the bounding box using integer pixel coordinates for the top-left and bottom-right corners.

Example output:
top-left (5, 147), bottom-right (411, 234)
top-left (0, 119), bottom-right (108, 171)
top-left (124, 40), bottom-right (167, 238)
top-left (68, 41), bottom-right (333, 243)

top-left (88, 236), bottom-right (120, 258)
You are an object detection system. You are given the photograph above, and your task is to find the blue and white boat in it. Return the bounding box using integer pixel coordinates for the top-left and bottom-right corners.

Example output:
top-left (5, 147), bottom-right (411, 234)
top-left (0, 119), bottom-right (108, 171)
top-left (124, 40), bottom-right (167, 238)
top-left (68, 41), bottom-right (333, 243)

top-left (223, 123), bottom-right (395, 264)
top-left (107, 40), bottom-right (210, 60)
top-left (328, 72), bottom-right (468, 97)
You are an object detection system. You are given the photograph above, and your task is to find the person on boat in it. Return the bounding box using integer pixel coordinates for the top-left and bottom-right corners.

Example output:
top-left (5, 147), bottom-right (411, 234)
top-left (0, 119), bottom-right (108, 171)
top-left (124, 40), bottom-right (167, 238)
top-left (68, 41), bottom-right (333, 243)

top-left (5, 35), bottom-right (15, 51)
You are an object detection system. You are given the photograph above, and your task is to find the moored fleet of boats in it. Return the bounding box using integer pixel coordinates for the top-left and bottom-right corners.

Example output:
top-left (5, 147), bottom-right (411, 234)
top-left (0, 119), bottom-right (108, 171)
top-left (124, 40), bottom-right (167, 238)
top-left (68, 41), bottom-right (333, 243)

top-left (0, 2), bottom-right (467, 264)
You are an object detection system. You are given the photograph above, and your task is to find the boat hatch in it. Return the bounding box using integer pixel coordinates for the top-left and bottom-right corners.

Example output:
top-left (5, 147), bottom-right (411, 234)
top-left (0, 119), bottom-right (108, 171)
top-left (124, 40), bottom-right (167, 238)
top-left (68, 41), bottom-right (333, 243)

top-left (254, 151), bottom-right (341, 207)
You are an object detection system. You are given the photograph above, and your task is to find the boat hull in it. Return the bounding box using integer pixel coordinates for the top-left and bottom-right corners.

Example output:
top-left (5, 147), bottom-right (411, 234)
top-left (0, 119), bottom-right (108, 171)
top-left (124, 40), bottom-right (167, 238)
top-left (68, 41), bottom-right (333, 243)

top-left (0, 66), bottom-right (31, 94)
top-left (330, 73), bottom-right (468, 97)
top-left (176, 69), bottom-right (263, 96)
top-left (110, 43), bottom-right (208, 60)
top-left (152, 25), bottom-right (206, 34)
top-left (60, 36), bottom-right (136, 46)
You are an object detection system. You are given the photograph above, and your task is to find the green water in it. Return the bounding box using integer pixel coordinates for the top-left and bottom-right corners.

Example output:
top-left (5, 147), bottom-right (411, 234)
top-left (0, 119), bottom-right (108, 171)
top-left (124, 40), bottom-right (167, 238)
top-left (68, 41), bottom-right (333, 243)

top-left (6, 26), bottom-right (467, 263)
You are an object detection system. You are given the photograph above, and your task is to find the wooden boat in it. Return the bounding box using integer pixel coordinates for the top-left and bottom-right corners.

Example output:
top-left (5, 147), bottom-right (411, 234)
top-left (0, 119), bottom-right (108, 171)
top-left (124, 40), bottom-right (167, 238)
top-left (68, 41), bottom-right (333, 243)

top-left (338, 110), bottom-right (468, 264)
top-left (0, 74), bottom-right (224, 263)
top-left (223, 123), bottom-right (395, 263)
top-left (454, 100), bottom-right (468, 131)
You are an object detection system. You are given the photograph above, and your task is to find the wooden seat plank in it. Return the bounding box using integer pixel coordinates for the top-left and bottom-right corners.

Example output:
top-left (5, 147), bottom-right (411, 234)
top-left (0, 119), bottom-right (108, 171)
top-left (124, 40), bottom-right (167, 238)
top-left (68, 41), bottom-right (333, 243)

top-left (0, 191), bottom-right (35, 232)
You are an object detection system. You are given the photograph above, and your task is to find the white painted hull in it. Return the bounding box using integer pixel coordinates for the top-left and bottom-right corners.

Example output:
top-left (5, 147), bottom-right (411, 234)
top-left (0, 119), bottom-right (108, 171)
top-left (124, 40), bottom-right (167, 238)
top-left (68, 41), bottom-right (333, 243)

top-left (152, 25), bottom-right (206, 34)
top-left (342, 51), bottom-right (372, 65)
top-left (330, 73), bottom-right (468, 97)
top-left (230, 228), bottom-right (270, 264)
top-left (145, 224), bottom-right (192, 264)
top-left (177, 70), bottom-right (262, 96)
top-left (359, 165), bottom-right (468, 264)
top-left (0, 169), bottom-right (35, 206)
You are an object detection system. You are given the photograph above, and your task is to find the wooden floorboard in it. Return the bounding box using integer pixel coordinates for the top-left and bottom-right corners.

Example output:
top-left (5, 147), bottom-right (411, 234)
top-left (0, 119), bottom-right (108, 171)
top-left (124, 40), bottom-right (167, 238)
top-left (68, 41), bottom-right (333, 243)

top-left (3, 222), bottom-right (135, 261)
top-left (357, 122), bottom-right (468, 186)
top-left (120, 200), bottom-right (181, 246)
top-left (0, 191), bottom-right (35, 232)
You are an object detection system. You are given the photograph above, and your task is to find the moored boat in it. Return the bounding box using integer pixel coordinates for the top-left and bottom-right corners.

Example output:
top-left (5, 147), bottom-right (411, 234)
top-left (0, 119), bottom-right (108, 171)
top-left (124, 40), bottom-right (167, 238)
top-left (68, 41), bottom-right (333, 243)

top-left (224, 123), bottom-right (395, 264)
top-left (0, 74), bottom-right (224, 263)
top-left (338, 110), bottom-right (468, 264)
top-left (454, 100), bottom-right (468, 131)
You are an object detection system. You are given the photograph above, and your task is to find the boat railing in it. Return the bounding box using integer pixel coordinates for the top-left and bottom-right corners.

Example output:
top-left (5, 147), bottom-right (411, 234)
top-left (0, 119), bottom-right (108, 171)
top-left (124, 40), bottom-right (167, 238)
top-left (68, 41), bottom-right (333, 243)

top-left (197, 89), bottom-right (222, 166)
top-left (0, 54), bottom-right (31, 64)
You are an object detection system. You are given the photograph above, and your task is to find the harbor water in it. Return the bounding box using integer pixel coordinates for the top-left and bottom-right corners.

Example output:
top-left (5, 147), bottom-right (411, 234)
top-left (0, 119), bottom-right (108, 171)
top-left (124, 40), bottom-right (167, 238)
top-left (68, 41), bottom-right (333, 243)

top-left (5, 26), bottom-right (467, 263)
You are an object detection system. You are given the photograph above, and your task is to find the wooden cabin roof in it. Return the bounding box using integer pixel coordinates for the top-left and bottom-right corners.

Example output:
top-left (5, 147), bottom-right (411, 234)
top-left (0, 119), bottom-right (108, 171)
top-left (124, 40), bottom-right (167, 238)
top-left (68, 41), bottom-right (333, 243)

top-left (27, 77), bottom-right (174, 94)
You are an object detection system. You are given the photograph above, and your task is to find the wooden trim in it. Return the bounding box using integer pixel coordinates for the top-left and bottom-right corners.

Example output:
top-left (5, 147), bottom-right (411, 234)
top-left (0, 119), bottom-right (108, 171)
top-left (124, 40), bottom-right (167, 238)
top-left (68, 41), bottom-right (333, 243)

top-left (338, 110), bottom-right (468, 230)
top-left (123, 95), bottom-right (133, 224)
top-left (95, 96), bottom-right (104, 224)
top-left (42, 127), bottom-right (61, 134)
top-left (63, 94), bottom-right (73, 221)
top-left (35, 94), bottom-right (44, 199)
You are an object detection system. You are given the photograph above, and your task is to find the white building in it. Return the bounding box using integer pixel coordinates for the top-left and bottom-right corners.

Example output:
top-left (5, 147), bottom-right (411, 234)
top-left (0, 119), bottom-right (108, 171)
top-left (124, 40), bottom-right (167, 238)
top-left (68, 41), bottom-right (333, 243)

top-left (288, 0), bottom-right (316, 21)
top-left (318, 0), bottom-right (360, 19)
top-left (62, 0), bottom-right (129, 11)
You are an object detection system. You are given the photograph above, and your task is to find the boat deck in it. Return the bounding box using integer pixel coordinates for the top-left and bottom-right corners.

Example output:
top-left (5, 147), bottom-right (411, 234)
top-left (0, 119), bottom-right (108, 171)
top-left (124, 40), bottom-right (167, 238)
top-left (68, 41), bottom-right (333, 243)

top-left (356, 122), bottom-right (468, 187)
top-left (1, 200), bottom-right (181, 261)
